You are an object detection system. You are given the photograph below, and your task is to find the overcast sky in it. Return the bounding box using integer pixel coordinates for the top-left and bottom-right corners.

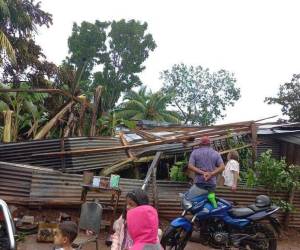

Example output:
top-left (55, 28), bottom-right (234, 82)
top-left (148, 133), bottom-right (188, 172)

top-left (36, 0), bottom-right (300, 124)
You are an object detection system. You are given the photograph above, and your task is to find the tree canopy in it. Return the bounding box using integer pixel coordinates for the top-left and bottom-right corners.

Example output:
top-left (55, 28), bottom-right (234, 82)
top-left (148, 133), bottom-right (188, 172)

top-left (116, 86), bottom-right (180, 123)
top-left (66, 19), bottom-right (157, 112)
top-left (265, 74), bottom-right (300, 121)
top-left (161, 63), bottom-right (241, 125)
top-left (0, 0), bottom-right (56, 87)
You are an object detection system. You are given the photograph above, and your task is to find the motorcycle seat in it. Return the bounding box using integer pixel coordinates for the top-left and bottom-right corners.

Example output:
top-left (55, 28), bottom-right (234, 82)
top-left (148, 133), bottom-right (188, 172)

top-left (229, 207), bottom-right (255, 218)
top-left (248, 204), bottom-right (270, 212)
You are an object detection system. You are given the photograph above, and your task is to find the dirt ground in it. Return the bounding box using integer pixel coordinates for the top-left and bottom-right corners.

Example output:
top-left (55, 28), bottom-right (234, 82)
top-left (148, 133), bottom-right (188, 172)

top-left (17, 229), bottom-right (300, 250)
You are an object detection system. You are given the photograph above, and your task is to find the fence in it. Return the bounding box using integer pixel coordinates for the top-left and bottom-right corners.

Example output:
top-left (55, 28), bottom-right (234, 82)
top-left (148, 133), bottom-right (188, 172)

top-left (0, 161), bottom-right (296, 226)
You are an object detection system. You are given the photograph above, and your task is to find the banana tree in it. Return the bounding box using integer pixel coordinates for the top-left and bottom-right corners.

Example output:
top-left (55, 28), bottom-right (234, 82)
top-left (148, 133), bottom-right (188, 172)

top-left (0, 83), bottom-right (47, 141)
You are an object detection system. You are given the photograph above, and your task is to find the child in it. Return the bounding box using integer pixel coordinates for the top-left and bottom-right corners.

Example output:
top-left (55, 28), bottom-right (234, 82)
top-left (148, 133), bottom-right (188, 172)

top-left (222, 150), bottom-right (240, 191)
top-left (54, 221), bottom-right (78, 250)
top-left (127, 205), bottom-right (161, 250)
top-left (111, 189), bottom-right (150, 250)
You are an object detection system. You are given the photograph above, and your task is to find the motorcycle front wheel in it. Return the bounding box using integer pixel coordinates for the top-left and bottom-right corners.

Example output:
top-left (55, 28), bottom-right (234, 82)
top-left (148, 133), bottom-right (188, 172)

top-left (161, 226), bottom-right (191, 250)
top-left (240, 224), bottom-right (277, 250)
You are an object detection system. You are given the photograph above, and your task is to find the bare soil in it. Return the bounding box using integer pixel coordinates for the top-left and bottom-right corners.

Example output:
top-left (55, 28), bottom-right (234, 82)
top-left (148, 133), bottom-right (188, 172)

top-left (17, 229), bottom-right (300, 250)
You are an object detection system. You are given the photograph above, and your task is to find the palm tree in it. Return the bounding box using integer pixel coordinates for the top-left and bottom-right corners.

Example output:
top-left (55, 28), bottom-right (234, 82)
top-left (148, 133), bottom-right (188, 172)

top-left (0, 0), bottom-right (17, 63)
top-left (116, 86), bottom-right (180, 123)
top-left (0, 30), bottom-right (15, 63)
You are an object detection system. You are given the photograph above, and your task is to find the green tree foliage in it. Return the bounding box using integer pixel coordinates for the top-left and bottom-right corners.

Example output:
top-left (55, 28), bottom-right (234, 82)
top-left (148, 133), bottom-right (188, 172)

top-left (265, 74), bottom-right (300, 121)
top-left (0, 83), bottom-right (48, 141)
top-left (161, 63), bottom-right (241, 125)
top-left (170, 160), bottom-right (188, 182)
top-left (245, 150), bottom-right (300, 211)
top-left (246, 150), bottom-right (300, 191)
top-left (0, 30), bottom-right (15, 63)
top-left (116, 86), bottom-right (180, 123)
top-left (66, 19), bottom-right (156, 111)
top-left (0, 0), bottom-right (56, 87)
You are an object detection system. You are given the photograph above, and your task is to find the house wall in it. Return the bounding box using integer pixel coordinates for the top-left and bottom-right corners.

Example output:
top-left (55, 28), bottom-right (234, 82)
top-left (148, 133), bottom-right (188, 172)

top-left (280, 141), bottom-right (300, 165)
top-left (257, 135), bottom-right (281, 159)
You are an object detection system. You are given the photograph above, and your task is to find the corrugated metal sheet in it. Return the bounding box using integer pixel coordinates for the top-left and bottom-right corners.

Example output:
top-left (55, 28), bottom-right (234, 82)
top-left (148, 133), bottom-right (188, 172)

top-left (257, 135), bottom-right (281, 159)
top-left (0, 162), bottom-right (294, 226)
top-left (63, 137), bottom-right (128, 172)
top-left (0, 139), bottom-right (62, 168)
top-left (29, 171), bottom-right (288, 221)
top-left (0, 161), bottom-right (54, 199)
top-left (0, 137), bottom-right (128, 172)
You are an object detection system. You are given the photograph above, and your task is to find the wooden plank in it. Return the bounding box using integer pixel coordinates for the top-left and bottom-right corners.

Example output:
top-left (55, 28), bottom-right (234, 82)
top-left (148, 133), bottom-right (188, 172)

top-left (251, 123), bottom-right (257, 163)
top-left (119, 132), bottom-right (135, 158)
top-left (152, 161), bottom-right (158, 210)
top-left (142, 152), bottom-right (162, 191)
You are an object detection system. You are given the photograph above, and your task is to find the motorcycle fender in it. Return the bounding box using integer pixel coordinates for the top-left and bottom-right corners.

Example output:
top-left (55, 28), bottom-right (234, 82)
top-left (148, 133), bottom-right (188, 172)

top-left (268, 217), bottom-right (281, 235)
top-left (170, 217), bottom-right (193, 233)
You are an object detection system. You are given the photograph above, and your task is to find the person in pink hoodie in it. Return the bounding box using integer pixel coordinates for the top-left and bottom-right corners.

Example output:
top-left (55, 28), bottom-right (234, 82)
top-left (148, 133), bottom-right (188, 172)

top-left (127, 205), bottom-right (162, 250)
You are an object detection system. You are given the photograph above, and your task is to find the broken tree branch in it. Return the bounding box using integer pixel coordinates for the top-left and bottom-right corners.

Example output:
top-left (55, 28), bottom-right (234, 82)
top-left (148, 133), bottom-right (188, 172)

top-left (90, 86), bottom-right (102, 137)
top-left (34, 101), bottom-right (75, 140)
top-left (0, 88), bottom-right (92, 108)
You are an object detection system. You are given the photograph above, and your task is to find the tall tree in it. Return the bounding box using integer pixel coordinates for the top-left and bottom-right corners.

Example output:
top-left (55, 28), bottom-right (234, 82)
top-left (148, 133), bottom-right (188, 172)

top-left (161, 63), bottom-right (241, 125)
top-left (265, 74), bottom-right (300, 121)
top-left (116, 86), bottom-right (180, 123)
top-left (66, 19), bottom-right (156, 111)
top-left (0, 0), bottom-right (56, 87)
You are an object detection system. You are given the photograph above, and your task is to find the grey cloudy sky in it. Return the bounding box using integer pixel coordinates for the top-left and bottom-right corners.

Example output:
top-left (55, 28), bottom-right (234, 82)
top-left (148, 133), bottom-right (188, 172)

top-left (36, 0), bottom-right (300, 123)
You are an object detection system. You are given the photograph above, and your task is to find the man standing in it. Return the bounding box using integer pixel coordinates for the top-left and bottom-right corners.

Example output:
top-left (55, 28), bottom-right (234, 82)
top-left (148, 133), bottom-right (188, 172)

top-left (188, 136), bottom-right (225, 191)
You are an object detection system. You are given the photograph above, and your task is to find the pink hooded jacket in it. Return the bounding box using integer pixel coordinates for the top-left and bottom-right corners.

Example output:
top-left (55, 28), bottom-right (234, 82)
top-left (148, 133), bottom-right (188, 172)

top-left (127, 205), bottom-right (161, 250)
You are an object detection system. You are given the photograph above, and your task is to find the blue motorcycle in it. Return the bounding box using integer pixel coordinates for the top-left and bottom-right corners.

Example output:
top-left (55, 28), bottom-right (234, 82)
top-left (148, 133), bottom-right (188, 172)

top-left (161, 185), bottom-right (280, 250)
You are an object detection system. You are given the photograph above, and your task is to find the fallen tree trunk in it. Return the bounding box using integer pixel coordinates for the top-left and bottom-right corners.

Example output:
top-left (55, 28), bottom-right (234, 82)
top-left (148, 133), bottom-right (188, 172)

top-left (90, 86), bottom-right (102, 137)
top-left (2, 110), bottom-right (13, 142)
top-left (34, 101), bottom-right (74, 140)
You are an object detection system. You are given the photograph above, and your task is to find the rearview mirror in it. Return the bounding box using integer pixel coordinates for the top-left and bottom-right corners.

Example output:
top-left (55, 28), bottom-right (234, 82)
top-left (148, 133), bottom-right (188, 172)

top-left (0, 199), bottom-right (16, 250)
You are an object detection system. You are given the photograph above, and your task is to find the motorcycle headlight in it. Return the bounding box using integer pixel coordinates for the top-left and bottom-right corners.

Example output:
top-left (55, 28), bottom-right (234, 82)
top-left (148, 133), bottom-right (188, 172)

top-left (182, 198), bottom-right (193, 211)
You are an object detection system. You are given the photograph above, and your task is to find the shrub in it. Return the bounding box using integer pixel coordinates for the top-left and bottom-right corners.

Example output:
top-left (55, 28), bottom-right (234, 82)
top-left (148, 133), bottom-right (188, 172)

top-left (245, 150), bottom-right (300, 212)
top-left (170, 160), bottom-right (188, 182)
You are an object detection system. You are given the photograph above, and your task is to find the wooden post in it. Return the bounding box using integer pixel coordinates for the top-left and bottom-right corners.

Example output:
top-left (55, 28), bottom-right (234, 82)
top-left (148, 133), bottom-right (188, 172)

top-left (251, 123), bottom-right (257, 164)
top-left (119, 132), bottom-right (135, 158)
top-left (60, 138), bottom-right (66, 172)
top-left (142, 152), bottom-right (162, 191)
top-left (3, 110), bottom-right (13, 142)
top-left (78, 95), bottom-right (87, 136)
top-left (90, 86), bottom-right (102, 137)
top-left (152, 161), bottom-right (158, 209)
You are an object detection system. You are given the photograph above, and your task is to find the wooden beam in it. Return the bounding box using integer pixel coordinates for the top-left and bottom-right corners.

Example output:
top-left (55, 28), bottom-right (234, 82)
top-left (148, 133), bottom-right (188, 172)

top-left (100, 158), bottom-right (135, 176)
top-left (251, 123), bottom-right (258, 163)
top-left (119, 132), bottom-right (135, 158)
top-left (152, 160), bottom-right (158, 209)
top-left (2, 110), bottom-right (13, 142)
top-left (78, 96), bottom-right (87, 136)
top-left (133, 129), bottom-right (161, 141)
top-left (142, 152), bottom-right (162, 190)
top-left (219, 144), bottom-right (253, 155)
top-left (33, 127), bottom-right (251, 157)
